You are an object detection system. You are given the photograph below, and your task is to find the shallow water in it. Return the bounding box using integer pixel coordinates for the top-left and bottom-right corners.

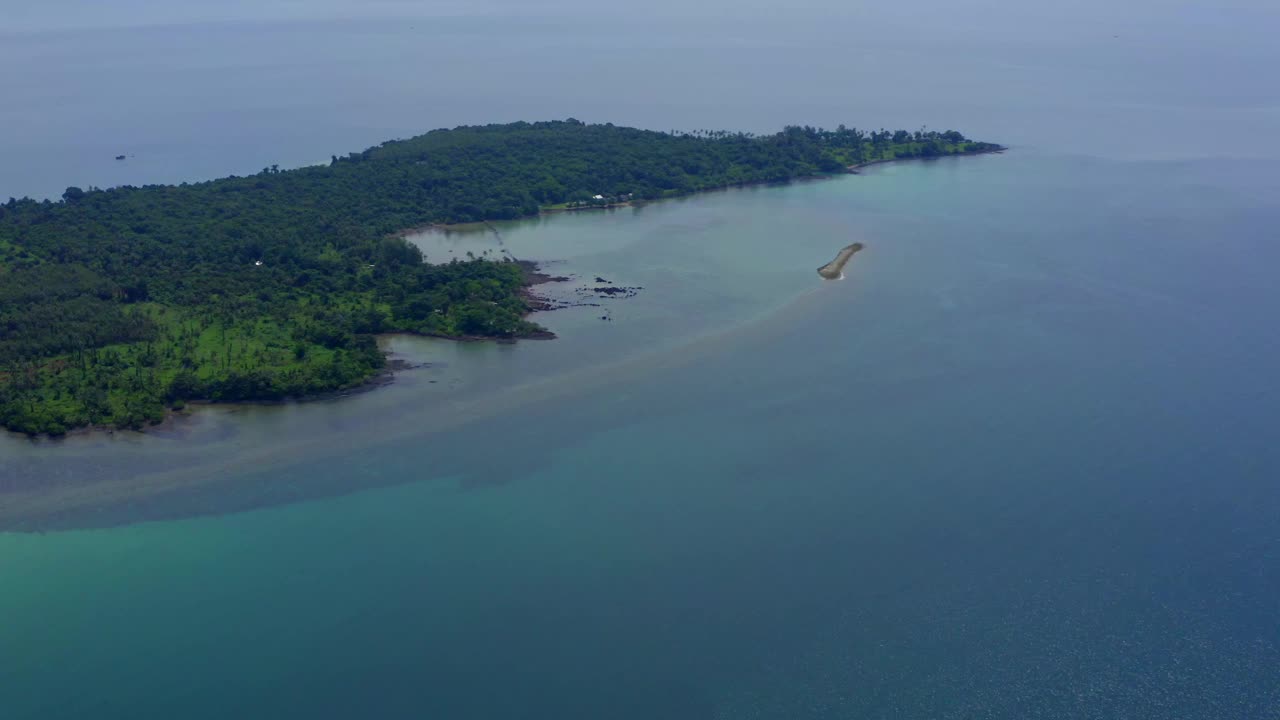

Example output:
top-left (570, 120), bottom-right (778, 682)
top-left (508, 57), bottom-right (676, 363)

top-left (4, 1), bottom-right (1280, 718)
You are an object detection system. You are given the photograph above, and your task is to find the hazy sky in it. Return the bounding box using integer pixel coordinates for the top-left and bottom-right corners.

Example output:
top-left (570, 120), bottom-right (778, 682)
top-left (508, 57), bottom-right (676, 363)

top-left (3, 0), bottom-right (1277, 197)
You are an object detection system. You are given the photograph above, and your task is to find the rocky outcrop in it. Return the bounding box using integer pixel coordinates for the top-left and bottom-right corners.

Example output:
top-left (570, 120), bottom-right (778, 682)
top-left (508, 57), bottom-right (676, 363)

top-left (817, 243), bottom-right (864, 280)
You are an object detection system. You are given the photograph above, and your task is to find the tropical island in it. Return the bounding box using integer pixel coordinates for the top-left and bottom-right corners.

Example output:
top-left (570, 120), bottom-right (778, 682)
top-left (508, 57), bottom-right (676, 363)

top-left (0, 120), bottom-right (1001, 435)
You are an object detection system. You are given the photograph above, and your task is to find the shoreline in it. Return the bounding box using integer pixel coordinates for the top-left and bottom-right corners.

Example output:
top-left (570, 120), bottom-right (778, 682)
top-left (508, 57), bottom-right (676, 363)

top-left (4, 261), bottom-right (565, 443)
top-left (416, 146), bottom-right (1008, 228)
top-left (847, 145), bottom-right (1006, 173)
top-left (7, 146), bottom-right (1005, 443)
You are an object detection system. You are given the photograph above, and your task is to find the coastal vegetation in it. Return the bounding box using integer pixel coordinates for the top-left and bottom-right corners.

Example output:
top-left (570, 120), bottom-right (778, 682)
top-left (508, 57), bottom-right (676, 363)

top-left (0, 120), bottom-right (999, 435)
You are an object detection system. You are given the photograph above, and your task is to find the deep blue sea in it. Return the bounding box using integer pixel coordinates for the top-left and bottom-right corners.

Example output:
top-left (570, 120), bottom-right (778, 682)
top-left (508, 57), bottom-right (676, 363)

top-left (2, 2), bottom-right (1279, 718)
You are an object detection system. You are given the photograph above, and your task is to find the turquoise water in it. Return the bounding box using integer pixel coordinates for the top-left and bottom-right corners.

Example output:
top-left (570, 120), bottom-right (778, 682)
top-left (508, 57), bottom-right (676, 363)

top-left (4, 151), bottom-right (1280, 717)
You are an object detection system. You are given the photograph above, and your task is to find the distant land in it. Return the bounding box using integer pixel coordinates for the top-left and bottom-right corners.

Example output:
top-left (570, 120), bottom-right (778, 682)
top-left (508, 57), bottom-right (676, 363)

top-left (0, 120), bottom-right (1001, 436)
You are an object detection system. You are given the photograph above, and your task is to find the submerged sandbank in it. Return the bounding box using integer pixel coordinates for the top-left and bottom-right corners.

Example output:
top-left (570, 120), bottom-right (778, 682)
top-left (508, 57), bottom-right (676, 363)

top-left (0, 280), bottom-right (835, 532)
top-left (817, 243), bottom-right (865, 280)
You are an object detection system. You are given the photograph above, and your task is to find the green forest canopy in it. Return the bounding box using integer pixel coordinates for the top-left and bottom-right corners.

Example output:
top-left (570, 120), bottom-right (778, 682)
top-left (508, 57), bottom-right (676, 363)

top-left (0, 120), bottom-right (1000, 435)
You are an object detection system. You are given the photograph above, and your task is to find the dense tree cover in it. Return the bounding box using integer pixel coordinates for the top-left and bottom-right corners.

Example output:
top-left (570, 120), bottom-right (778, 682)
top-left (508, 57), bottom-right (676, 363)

top-left (0, 120), bottom-right (997, 435)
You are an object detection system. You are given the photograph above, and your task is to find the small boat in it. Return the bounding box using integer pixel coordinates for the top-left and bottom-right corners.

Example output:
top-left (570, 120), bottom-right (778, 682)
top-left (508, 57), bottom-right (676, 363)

top-left (115, 155), bottom-right (126, 161)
